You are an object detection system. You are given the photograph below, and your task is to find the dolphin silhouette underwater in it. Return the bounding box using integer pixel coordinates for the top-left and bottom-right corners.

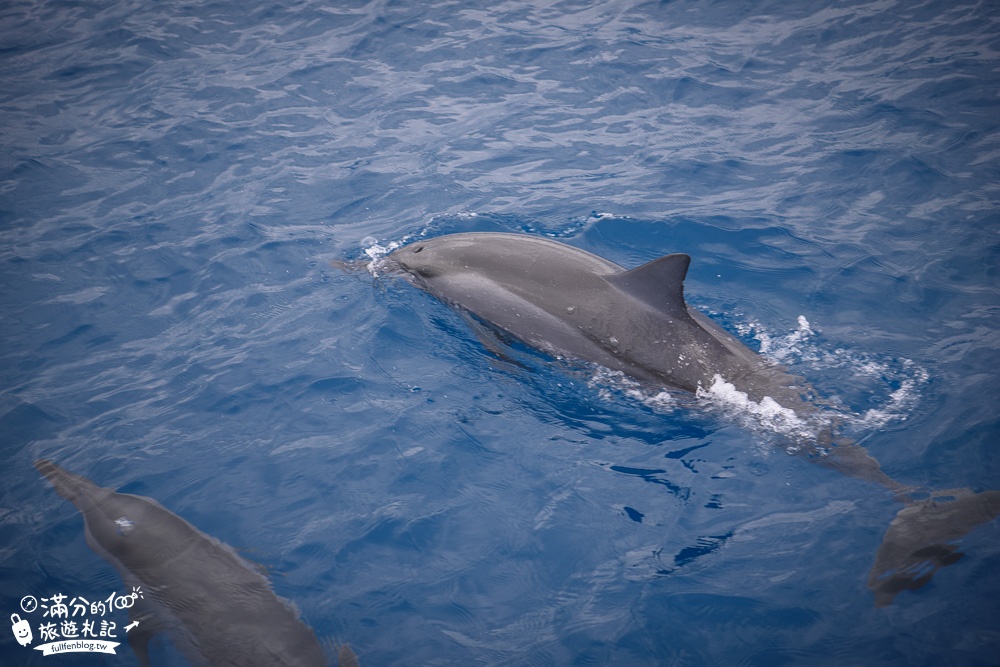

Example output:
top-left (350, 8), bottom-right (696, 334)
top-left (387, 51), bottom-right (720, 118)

top-left (378, 231), bottom-right (1000, 606)
top-left (35, 459), bottom-right (359, 666)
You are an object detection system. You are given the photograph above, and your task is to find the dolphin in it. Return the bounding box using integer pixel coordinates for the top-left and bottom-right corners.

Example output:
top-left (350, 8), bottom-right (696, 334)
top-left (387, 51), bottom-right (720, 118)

top-left (382, 231), bottom-right (1000, 606)
top-left (35, 460), bottom-right (358, 666)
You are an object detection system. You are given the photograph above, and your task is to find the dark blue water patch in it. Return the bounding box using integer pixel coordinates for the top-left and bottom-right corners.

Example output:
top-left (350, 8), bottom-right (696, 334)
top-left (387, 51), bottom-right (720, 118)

top-left (608, 466), bottom-right (690, 501)
top-left (580, 214), bottom-right (825, 286)
top-left (622, 506), bottom-right (644, 523)
top-left (619, 593), bottom-right (826, 666)
top-left (663, 441), bottom-right (711, 459)
top-left (0, 403), bottom-right (65, 448)
top-left (657, 532), bottom-right (734, 573)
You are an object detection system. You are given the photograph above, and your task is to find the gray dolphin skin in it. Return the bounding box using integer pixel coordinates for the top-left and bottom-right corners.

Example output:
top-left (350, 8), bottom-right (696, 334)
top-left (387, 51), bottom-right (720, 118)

top-left (394, 233), bottom-right (772, 397)
top-left (385, 232), bottom-right (1000, 606)
top-left (35, 460), bottom-right (358, 666)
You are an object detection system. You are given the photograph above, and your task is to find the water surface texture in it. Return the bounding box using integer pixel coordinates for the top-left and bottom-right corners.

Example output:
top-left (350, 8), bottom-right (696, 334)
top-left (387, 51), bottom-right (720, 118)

top-left (2, 0), bottom-right (999, 665)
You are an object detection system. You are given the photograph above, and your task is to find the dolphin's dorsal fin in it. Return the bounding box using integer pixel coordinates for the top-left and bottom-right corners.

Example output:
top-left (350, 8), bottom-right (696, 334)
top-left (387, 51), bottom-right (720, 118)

top-left (605, 253), bottom-right (691, 317)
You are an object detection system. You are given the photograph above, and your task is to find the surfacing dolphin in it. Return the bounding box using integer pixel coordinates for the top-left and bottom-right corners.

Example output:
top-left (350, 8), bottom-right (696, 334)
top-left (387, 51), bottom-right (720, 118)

top-left (35, 460), bottom-right (359, 666)
top-left (380, 232), bottom-right (1000, 606)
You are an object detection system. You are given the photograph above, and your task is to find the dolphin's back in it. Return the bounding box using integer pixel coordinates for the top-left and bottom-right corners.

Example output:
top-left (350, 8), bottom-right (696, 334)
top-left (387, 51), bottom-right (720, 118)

top-left (392, 232), bottom-right (804, 402)
top-left (36, 460), bottom-right (327, 667)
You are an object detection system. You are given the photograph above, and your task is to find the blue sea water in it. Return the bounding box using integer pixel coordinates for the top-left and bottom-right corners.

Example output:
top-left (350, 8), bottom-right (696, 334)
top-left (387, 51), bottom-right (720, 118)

top-left (2, 0), bottom-right (999, 665)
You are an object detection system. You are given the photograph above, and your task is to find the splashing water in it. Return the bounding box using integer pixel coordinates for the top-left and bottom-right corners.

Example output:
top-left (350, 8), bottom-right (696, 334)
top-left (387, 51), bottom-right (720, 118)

top-left (734, 315), bottom-right (928, 427)
top-left (741, 314), bottom-right (814, 361)
top-left (361, 236), bottom-right (403, 277)
top-left (696, 374), bottom-right (819, 440)
top-left (588, 315), bottom-right (927, 442)
top-left (587, 368), bottom-right (677, 412)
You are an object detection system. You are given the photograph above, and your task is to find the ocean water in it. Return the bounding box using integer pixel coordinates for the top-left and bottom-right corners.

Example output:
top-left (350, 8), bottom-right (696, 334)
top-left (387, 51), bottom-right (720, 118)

top-left (2, 0), bottom-right (999, 665)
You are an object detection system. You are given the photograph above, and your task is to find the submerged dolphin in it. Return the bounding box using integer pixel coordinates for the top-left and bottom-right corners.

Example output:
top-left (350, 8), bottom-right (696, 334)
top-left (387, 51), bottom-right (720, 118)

top-left (383, 232), bottom-right (1000, 606)
top-left (35, 460), bottom-right (358, 666)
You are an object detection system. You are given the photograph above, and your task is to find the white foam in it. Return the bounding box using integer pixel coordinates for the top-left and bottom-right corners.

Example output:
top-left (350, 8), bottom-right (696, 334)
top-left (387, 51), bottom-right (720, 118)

top-left (361, 237), bottom-right (403, 277)
top-left (752, 314), bottom-right (813, 360)
top-left (586, 315), bottom-right (927, 441)
top-left (750, 318), bottom-right (930, 433)
top-left (696, 374), bottom-right (817, 439)
top-left (857, 364), bottom-right (929, 428)
top-left (586, 368), bottom-right (676, 412)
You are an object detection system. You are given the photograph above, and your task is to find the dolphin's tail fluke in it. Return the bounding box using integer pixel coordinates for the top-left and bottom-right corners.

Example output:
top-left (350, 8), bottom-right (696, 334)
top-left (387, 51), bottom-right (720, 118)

top-left (868, 489), bottom-right (1000, 606)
